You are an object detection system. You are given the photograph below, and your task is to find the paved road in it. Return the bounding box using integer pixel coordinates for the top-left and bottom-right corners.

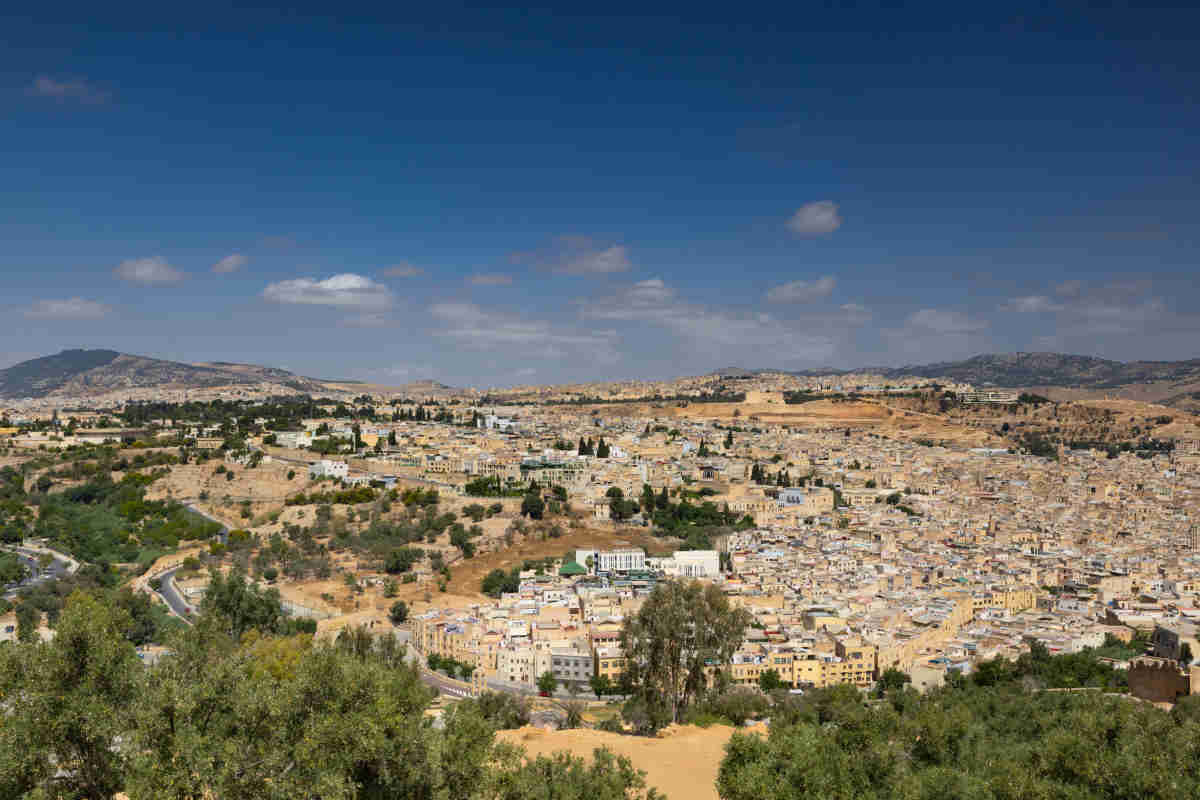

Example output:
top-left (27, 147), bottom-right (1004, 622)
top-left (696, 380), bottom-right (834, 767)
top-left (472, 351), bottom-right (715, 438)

top-left (153, 565), bottom-right (195, 620)
top-left (2, 546), bottom-right (75, 599)
top-left (142, 504), bottom-right (231, 623)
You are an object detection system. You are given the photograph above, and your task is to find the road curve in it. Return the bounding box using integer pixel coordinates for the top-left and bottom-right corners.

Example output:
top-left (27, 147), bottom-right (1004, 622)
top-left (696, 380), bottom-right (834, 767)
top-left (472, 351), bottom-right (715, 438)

top-left (2, 546), bottom-right (75, 599)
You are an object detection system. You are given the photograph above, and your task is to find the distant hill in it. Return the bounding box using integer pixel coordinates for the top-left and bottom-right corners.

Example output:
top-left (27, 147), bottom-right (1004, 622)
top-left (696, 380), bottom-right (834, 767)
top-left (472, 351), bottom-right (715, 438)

top-left (0, 349), bottom-right (329, 399)
top-left (878, 352), bottom-right (1200, 388)
top-left (719, 352), bottom-right (1200, 392)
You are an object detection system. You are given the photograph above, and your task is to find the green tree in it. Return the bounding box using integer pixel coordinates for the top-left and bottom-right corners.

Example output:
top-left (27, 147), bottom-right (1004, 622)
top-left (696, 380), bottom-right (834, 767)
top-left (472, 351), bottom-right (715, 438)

top-left (758, 668), bottom-right (787, 692)
top-left (15, 602), bottom-right (39, 643)
top-left (389, 600), bottom-right (409, 625)
top-left (590, 673), bottom-right (613, 697)
top-left (874, 667), bottom-right (911, 697)
top-left (537, 671), bottom-right (559, 695)
top-left (0, 592), bottom-right (142, 800)
top-left (521, 491), bottom-right (545, 520)
top-left (126, 621), bottom-right (496, 800)
top-left (620, 580), bottom-right (750, 727)
top-left (201, 567), bottom-right (285, 638)
top-left (460, 691), bottom-right (531, 731)
top-left (487, 747), bottom-right (663, 800)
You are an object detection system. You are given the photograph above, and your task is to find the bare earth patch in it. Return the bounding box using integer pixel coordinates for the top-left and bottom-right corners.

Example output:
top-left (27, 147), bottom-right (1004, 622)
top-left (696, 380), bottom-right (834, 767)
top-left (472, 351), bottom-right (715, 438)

top-left (497, 723), bottom-right (764, 800)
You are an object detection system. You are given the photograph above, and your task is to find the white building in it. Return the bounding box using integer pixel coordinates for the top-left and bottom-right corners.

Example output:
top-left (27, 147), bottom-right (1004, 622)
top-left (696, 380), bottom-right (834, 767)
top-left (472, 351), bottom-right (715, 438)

top-left (309, 459), bottom-right (349, 480)
top-left (480, 414), bottom-right (518, 432)
top-left (575, 548), bottom-right (646, 573)
top-left (649, 550), bottom-right (721, 579)
top-left (275, 430), bottom-right (312, 449)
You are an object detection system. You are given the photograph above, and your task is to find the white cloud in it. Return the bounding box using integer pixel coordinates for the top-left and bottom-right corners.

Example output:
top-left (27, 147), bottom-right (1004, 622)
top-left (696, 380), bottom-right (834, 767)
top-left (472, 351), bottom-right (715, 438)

top-left (114, 256), bottom-right (187, 285)
top-left (561, 244), bottom-right (630, 275)
top-left (766, 275), bottom-right (836, 304)
top-left (999, 295), bottom-right (1064, 313)
top-left (787, 201), bottom-right (842, 235)
top-left (430, 302), bottom-right (619, 361)
top-left (212, 253), bottom-right (248, 274)
top-left (904, 308), bottom-right (988, 335)
top-left (380, 262), bottom-right (425, 278)
top-left (262, 273), bottom-right (393, 310)
top-left (469, 273), bottom-right (514, 286)
top-left (28, 76), bottom-right (109, 104)
top-left (25, 297), bottom-right (111, 319)
top-left (513, 236), bottom-right (632, 275)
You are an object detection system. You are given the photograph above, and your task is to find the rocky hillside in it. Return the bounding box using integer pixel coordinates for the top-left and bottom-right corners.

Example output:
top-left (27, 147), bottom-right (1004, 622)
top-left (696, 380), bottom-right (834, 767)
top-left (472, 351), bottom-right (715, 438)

top-left (0, 349), bottom-right (329, 399)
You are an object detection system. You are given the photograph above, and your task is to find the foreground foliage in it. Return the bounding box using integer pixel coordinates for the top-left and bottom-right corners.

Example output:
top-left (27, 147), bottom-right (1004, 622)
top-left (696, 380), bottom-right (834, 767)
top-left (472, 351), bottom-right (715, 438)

top-left (0, 591), bottom-right (660, 800)
top-left (718, 682), bottom-right (1200, 800)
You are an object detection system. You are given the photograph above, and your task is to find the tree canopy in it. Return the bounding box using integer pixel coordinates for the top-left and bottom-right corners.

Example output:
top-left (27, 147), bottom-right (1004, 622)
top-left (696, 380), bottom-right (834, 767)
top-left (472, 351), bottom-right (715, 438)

top-left (0, 590), bottom-right (662, 800)
top-left (620, 579), bottom-right (750, 728)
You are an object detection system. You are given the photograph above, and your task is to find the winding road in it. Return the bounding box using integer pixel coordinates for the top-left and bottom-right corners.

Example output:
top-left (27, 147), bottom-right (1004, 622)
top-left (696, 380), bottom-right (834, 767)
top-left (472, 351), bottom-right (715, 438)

top-left (2, 544), bottom-right (77, 599)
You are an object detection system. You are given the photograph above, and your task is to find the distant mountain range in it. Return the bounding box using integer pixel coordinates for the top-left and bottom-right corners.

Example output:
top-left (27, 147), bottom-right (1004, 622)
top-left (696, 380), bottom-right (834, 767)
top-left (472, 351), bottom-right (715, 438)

top-left (0, 349), bottom-right (329, 399)
top-left (724, 352), bottom-right (1200, 389)
top-left (6, 349), bottom-right (1200, 403)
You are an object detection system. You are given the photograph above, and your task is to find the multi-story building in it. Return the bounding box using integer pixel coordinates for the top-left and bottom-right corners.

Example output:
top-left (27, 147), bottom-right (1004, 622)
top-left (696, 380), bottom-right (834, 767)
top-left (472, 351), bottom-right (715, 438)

top-left (576, 548), bottom-right (646, 573)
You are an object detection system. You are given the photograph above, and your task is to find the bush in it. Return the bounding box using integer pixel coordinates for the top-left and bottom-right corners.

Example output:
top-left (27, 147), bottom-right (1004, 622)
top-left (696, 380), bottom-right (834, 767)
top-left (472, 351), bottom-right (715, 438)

top-left (463, 691), bottom-right (531, 730)
top-left (596, 716), bottom-right (626, 734)
top-left (699, 687), bottom-right (769, 727)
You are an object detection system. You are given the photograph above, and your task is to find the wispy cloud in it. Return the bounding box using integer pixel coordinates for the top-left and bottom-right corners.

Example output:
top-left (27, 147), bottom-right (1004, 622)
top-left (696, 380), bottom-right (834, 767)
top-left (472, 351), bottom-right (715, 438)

top-left (212, 253), bottom-right (248, 274)
top-left (999, 295), bottom-right (1064, 313)
top-left (1000, 281), bottom-right (1200, 341)
top-left (469, 273), bottom-right (514, 286)
top-left (25, 297), bottom-right (111, 319)
top-left (28, 76), bottom-right (110, 104)
top-left (904, 308), bottom-right (988, 335)
top-left (380, 262), bottom-right (425, 278)
top-left (786, 201), bottom-right (842, 236)
top-left (512, 236), bottom-right (632, 275)
top-left (262, 273), bottom-right (393, 310)
top-left (582, 278), bottom-right (837, 362)
top-left (766, 275), bottom-right (836, 304)
top-left (114, 256), bottom-right (187, 285)
top-left (430, 302), bottom-right (619, 361)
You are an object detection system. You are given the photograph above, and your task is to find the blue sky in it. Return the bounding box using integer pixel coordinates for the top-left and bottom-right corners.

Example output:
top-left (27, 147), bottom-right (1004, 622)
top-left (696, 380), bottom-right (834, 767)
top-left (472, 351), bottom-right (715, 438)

top-left (4, 2), bottom-right (1199, 386)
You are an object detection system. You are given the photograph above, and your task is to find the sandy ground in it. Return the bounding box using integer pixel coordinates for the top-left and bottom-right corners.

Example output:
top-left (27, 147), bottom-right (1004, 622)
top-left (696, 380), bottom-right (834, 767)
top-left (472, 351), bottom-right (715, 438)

top-left (497, 723), bottom-right (763, 800)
